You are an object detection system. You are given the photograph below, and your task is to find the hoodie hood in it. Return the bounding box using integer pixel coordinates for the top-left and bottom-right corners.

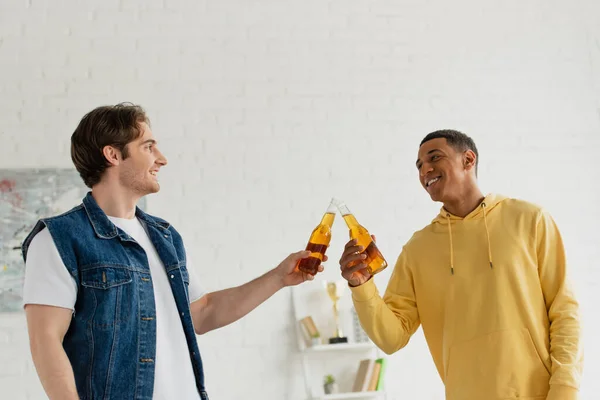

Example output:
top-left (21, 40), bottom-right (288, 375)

top-left (432, 193), bottom-right (508, 224)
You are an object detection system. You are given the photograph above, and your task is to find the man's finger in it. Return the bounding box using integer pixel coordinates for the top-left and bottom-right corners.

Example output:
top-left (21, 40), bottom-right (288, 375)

top-left (340, 245), bottom-right (364, 262)
top-left (345, 262), bottom-right (369, 275)
top-left (339, 252), bottom-right (366, 268)
top-left (290, 250), bottom-right (311, 261)
top-left (344, 239), bottom-right (358, 249)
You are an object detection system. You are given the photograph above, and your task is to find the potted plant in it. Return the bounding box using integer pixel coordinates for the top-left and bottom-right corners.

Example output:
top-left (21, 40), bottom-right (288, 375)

top-left (310, 333), bottom-right (321, 347)
top-left (323, 374), bottom-right (339, 394)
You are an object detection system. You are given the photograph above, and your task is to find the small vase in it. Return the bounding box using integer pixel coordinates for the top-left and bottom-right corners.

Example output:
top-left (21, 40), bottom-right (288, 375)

top-left (324, 382), bottom-right (339, 394)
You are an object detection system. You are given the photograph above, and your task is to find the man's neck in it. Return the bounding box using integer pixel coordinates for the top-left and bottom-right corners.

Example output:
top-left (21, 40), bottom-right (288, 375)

top-left (443, 187), bottom-right (485, 218)
top-left (91, 183), bottom-right (140, 219)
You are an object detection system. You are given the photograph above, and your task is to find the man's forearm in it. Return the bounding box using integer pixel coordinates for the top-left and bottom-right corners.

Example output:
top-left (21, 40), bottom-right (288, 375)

top-left (201, 268), bottom-right (284, 333)
top-left (30, 339), bottom-right (79, 400)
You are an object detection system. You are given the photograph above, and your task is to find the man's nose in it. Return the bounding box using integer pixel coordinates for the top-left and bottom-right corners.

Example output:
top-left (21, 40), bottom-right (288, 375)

top-left (156, 148), bottom-right (168, 166)
top-left (419, 163), bottom-right (432, 177)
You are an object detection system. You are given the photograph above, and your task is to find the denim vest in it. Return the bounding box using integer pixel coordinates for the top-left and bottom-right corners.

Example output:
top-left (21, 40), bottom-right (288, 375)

top-left (22, 193), bottom-right (208, 400)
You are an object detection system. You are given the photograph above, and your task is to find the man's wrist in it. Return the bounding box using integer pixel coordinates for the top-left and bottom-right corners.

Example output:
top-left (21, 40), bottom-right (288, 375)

top-left (348, 276), bottom-right (372, 288)
top-left (349, 278), bottom-right (378, 302)
top-left (267, 267), bottom-right (286, 290)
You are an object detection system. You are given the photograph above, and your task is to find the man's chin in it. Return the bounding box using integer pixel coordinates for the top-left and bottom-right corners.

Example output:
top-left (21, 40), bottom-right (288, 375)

top-left (140, 183), bottom-right (160, 196)
top-left (149, 184), bottom-right (160, 194)
top-left (427, 190), bottom-right (443, 203)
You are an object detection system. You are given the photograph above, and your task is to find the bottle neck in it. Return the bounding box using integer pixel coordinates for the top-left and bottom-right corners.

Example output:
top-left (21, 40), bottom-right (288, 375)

top-left (336, 202), bottom-right (359, 227)
top-left (321, 212), bottom-right (335, 227)
top-left (336, 202), bottom-right (351, 216)
top-left (326, 200), bottom-right (338, 215)
top-left (342, 213), bottom-right (359, 228)
top-left (319, 200), bottom-right (338, 227)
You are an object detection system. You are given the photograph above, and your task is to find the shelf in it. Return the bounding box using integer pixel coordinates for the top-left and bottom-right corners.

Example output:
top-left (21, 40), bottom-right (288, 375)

top-left (314, 391), bottom-right (386, 400)
top-left (303, 342), bottom-right (376, 353)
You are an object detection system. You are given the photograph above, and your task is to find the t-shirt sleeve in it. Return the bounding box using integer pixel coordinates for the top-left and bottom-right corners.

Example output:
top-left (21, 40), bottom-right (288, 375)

top-left (23, 227), bottom-right (77, 311)
top-left (185, 252), bottom-right (205, 303)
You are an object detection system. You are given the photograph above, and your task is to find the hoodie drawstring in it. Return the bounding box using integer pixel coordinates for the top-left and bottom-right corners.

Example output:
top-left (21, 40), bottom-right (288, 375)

top-left (446, 213), bottom-right (454, 275)
top-left (447, 202), bottom-right (494, 275)
top-left (482, 202), bottom-right (494, 269)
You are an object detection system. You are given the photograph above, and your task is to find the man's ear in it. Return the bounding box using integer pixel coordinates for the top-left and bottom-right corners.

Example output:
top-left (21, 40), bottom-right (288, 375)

top-left (463, 150), bottom-right (477, 171)
top-left (102, 145), bottom-right (122, 167)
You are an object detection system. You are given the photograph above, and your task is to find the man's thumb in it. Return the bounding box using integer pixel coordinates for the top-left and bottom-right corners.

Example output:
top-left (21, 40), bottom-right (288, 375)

top-left (291, 250), bottom-right (311, 261)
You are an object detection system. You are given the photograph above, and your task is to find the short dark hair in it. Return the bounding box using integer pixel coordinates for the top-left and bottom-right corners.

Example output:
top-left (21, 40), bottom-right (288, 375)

top-left (420, 129), bottom-right (479, 174)
top-left (71, 103), bottom-right (148, 188)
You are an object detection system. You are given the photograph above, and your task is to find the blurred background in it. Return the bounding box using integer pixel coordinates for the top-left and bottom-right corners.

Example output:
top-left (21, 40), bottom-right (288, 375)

top-left (0, 0), bottom-right (598, 398)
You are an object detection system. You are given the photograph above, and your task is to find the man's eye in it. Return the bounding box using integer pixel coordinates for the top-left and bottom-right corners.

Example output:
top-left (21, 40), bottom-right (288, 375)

top-left (431, 155), bottom-right (439, 161)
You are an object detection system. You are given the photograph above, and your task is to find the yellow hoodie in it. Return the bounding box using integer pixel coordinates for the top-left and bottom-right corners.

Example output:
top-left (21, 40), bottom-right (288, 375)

top-left (351, 194), bottom-right (582, 400)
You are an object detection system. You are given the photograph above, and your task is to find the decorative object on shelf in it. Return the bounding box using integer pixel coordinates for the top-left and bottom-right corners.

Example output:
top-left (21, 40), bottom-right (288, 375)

top-left (351, 308), bottom-right (369, 343)
top-left (325, 280), bottom-right (348, 344)
top-left (323, 374), bottom-right (339, 394)
top-left (299, 316), bottom-right (321, 346)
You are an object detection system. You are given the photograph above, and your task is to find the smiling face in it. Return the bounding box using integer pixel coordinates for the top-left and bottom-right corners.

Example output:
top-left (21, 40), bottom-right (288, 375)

top-left (416, 137), bottom-right (477, 203)
top-left (117, 122), bottom-right (168, 196)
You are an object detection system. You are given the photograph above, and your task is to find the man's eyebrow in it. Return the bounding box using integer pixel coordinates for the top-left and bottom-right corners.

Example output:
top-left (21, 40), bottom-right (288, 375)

top-left (140, 139), bottom-right (157, 146)
top-left (416, 149), bottom-right (442, 166)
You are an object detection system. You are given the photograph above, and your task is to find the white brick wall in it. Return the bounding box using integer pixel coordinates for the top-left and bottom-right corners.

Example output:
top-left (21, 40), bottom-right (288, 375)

top-left (1, 0), bottom-right (599, 398)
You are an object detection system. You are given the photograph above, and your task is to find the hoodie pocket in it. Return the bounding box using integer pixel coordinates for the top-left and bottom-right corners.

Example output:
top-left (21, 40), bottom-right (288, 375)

top-left (445, 328), bottom-right (550, 400)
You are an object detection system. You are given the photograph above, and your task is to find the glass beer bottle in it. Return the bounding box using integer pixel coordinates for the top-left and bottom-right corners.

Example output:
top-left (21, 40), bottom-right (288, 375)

top-left (334, 199), bottom-right (388, 275)
top-left (297, 199), bottom-right (337, 275)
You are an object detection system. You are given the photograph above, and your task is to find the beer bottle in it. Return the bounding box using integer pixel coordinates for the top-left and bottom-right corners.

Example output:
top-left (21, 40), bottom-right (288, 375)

top-left (297, 199), bottom-right (337, 275)
top-left (334, 199), bottom-right (387, 275)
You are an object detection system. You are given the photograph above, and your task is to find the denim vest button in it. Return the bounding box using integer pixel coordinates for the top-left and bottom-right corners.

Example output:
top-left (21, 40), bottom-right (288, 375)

top-left (170, 274), bottom-right (174, 278)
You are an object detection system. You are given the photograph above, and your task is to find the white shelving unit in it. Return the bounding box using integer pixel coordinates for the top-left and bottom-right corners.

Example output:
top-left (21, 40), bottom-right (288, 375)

top-left (315, 392), bottom-right (386, 400)
top-left (304, 343), bottom-right (375, 353)
top-left (291, 284), bottom-right (387, 400)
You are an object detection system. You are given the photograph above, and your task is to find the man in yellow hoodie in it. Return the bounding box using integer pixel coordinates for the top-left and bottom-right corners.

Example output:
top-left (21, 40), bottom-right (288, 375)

top-left (339, 130), bottom-right (583, 400)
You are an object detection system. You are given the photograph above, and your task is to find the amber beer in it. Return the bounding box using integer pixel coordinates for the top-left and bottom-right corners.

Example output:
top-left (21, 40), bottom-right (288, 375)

top-left (334, 199), bottom-right (387, 275)
top-left (297, 199), bottom-right (337, 275)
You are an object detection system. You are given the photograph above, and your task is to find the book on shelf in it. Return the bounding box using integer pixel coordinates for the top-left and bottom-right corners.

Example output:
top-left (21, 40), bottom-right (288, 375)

top-left (351, 359), bottom-right (373, 392)
top-left (351, 357), bottom-right (387, 392)
top-left (366, 360), bottom-right (381, 391)
top-left (375, 358), bottom-right (387, 391)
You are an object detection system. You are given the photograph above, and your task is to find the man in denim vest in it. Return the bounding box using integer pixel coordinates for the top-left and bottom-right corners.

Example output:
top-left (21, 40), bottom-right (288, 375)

top-left (22, 103), bottom-right (323, 400)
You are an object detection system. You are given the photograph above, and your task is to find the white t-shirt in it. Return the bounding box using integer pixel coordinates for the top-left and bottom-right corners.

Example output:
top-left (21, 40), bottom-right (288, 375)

top-left (23, 217), bottom-right (204, 400)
